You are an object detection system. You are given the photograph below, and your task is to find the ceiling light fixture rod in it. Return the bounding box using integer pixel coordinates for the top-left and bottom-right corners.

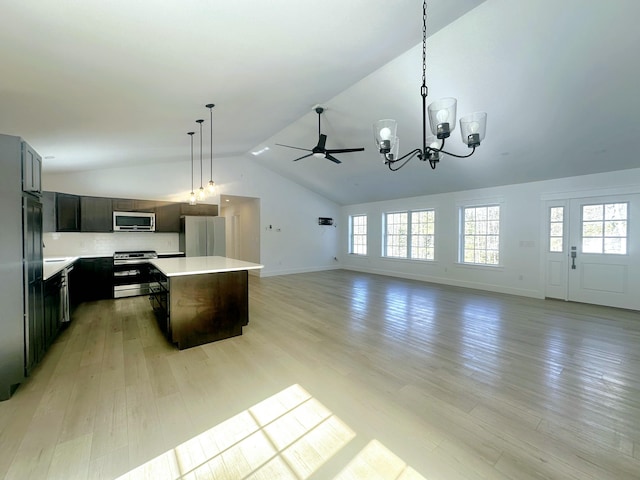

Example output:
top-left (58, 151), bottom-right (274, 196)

top-left (196, 119), bottom-right (205, 200)
top-left (373, 0), bottom-right (487, 171)
top-left (188, 131), bottom-right (196, 205)
top-left (206, 103), bottom-right (216, 194)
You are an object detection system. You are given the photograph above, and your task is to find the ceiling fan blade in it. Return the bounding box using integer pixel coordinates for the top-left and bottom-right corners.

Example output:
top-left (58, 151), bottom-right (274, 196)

top-left (325, 147), bottom-right (365, 154)
top-left (325, 154), bottom-right (342, 164)
top-left (276, 143), bottom-right (312, 152)
top-left (293, 153), bottom-right (314, 162)
top-left (317, 134), bottom-right (327, 150)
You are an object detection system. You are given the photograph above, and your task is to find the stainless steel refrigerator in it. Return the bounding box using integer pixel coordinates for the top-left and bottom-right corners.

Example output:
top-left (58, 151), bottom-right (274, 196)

top-left (179, 216), bottom-right (226, 257)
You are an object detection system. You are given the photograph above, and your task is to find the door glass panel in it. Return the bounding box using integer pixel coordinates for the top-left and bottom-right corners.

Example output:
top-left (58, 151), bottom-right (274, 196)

top-left (581, 202), bottom-right (628, 254)
top-left (549, 206), bottom-right (564, 252)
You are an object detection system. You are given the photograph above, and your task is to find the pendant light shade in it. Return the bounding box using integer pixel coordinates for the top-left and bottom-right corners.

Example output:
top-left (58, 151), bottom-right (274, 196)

top-left (206, 103), bottom-right (216, 194)
top-left (196, 119), bottom-right (206, 201)
top-left (188, 131), bottom-right (196, 205)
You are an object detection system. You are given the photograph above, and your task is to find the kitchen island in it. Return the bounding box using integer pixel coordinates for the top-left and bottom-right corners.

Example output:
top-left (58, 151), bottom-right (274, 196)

top-left (148, 256), bottom-right (263, 349)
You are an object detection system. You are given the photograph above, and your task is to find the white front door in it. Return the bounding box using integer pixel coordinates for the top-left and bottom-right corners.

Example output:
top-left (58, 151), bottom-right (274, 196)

top-left (566, 194), bottom-right (640, 310)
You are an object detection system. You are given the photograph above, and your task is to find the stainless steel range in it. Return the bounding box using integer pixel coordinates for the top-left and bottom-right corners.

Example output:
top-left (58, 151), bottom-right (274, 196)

top-left (113, 250), bottom-right (158, 298)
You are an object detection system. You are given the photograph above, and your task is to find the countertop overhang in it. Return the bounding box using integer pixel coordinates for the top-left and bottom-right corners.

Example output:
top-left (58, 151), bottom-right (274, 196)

top-left (150, 256), bottom-right (264, 277)
top-left (43, 257), bottom-right (78, 280)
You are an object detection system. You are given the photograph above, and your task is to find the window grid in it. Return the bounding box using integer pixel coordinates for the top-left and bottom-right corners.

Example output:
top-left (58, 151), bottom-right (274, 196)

top-left (581, 202), bottom-right (628, 254)
top-left (383, 210), bottom-right (435, 260)
top-left (549, 206), bottom-right (564, 253)
top-left (462, 205), bottom-right (500, 265)
top-left (385, 212), bottom-right (408, 258)
top-left (411, 210), bottom-right (435, 260)
top-left (349, 215), bottom-right (367, 255)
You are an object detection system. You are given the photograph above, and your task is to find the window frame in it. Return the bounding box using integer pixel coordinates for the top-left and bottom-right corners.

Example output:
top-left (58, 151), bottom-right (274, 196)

top-left (348, 214), bottom-right (368, 256)
top-left (382, 209), bottom-right (435, 261)
top-left (459, 203), bottom-right (501, 266)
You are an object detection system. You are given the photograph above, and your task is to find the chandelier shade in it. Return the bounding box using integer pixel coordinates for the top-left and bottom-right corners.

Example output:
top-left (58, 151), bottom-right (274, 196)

top-left (460, 112), bottom-right (487, 147)
top-left (427, 97), bottom-right (457, 139)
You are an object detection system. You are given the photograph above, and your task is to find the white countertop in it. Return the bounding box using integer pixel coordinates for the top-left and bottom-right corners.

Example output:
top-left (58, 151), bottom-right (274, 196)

top-left (43, 257), bottom-right (79, 280)
top-left (150, 256), bottom-right (264, 277)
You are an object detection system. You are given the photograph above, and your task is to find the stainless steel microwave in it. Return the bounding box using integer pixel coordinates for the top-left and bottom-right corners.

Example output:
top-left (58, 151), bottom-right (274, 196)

top-left (113, 211), bottom-right (155, 232)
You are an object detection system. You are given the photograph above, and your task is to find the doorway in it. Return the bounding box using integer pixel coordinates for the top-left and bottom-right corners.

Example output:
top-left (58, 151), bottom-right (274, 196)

top-left (545, 194), bottom-right (640, 310)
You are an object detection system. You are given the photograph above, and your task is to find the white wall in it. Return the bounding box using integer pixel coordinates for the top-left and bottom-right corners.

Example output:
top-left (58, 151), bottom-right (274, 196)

top-left (43, 154), bottom-right (341, 276)
top-left (340, 168), bottom-right (640, 299)
top-left (220, 197), bottom-right (261, 263)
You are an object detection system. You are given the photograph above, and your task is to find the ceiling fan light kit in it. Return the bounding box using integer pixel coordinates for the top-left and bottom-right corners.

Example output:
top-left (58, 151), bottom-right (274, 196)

top-left (276, 106), bottom-right (365, 164)
top-left (373, 0), bottom-right (487, 171)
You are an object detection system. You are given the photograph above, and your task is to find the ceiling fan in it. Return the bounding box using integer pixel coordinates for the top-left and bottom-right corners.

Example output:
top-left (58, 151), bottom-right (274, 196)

top-left (276, 106), bottom-right (365, 164)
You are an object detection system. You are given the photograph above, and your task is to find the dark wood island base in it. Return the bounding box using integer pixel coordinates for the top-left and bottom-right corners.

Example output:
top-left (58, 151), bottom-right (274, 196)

top-left (149, 256), bottom-right (263, 350)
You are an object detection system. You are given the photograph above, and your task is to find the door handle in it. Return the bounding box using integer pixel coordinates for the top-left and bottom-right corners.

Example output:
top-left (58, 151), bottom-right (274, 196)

top-left (571, 246), bottom-right (577, 269)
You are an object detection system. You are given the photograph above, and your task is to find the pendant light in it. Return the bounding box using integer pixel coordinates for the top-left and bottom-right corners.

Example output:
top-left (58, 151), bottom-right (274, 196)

top-left (196, 119), bottom-right (206, 201)
top-left (206, 103), bottom-right (216, 194)
top-left (188, 131), bottom-right (197, 205)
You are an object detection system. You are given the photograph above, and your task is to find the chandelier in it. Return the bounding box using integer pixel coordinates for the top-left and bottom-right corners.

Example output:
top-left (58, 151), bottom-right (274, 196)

top-left (373, 0), bottom-right (487, 171)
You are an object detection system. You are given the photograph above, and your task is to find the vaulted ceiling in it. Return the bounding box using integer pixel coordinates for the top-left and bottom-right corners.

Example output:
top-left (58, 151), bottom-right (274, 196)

top-left (1, 0), bottom-right (639, 205)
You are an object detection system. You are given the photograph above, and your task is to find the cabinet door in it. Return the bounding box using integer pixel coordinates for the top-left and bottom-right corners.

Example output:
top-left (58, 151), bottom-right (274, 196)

top-left (134, 199), bottom-right (156, 212)
top-left (180, 203), bottom-right (218, 216)
top-left (155, 202), bottom-right (181, 232)
top-left (43, 275), bottom-right (62, 349)
top-left (112, 198), bottom-right (135, 211)
top-left (56, 193), bottom-right (81, 232)
top-left (79, 257), bottom-right (113, 301)
top-left (81, 196), bottom-right (113, 232)
top-left (22, 141), bottom-right (42, 194)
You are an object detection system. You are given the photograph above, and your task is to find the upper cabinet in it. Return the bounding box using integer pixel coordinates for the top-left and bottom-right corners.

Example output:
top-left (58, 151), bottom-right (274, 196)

top-left (80, 196), bottom-right (112, 232)
top-left (21, 140), bottom-right (42, 195)
top-left (155, 202), bottom-right (182, 232)
top-left (55, 193), bottom-right (81, 232)
top-left (112, 198), bottom-right (155, 213)
top-left (44, 191), bottom-right (219, 233)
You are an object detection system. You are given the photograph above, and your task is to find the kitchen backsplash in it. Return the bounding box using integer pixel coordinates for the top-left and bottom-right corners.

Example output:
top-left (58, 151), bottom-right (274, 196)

top-left (43, 232), bottom-right (180, 256)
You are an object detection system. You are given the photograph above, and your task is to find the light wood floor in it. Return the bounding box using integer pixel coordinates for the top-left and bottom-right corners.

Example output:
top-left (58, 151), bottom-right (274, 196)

top-left (1, 270), bottom-right (639, 479)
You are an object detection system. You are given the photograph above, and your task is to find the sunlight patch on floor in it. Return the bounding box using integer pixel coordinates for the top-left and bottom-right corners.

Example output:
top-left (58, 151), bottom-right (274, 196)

top-left (116, 384), bottom-right (426, 479)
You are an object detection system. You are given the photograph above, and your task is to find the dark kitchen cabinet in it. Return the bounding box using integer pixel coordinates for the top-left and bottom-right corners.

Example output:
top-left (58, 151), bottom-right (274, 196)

top-left (180, 203), bottom-right (218, 216)
top-left (112, 198), bottom-right (135, 211)
top-left (112, 198), bottom-right (156, 213)
top-left (21, 141), bottom-right (42, 195)
top-left (56, 193), bottom-right (81, 232)
top-left (73, 257), bottom-right (113, 302)
top-left (155, 202), bottom-right (182, 232)
top-left (43, 273), bottom-right (63, 350)
top-left (133, 199), bottom-right (156, 212)
top-left (81, 196), bottom-right (112, 232)
top-left (0, 134), bottom-right (44, 400)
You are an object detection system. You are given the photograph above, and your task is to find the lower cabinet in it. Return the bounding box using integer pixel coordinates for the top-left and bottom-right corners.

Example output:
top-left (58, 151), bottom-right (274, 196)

top-left (72, 257), bottom-right (114, 303)
top-left (43, 273), bottom-right (63, 351)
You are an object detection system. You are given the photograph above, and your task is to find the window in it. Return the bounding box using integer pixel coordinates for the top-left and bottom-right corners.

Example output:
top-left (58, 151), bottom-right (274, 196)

top-left (411, 210), bottom-right (435, 260)
top-left (549, 206), bottom-right (564, 252)
top-left (384, 212), bottom-right (407, 258)
top-left (461, 205), bottom-right (500, 265)
top-left (582, 202), bottom-right (627, 254)
top-left (349, 215), bottom-right (367, 255)
top-left (383, 209), bottom-right (435, 260)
